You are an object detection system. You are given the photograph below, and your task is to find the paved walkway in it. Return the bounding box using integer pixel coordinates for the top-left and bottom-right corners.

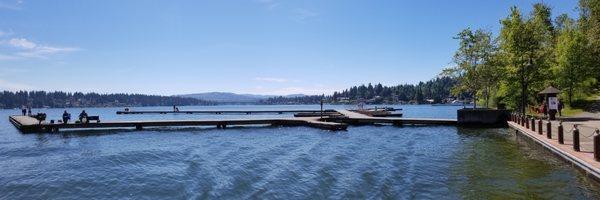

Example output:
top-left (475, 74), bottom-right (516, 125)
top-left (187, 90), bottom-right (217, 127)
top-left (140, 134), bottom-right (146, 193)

top-left (509, 121), bottom-right (600, 180)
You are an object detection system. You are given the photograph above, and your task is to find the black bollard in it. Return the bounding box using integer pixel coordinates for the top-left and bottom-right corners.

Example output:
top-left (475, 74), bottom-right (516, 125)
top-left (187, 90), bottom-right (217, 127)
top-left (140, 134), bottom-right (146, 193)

top-left (519, 116), bottom-right (525, 126)
top-left (546, 121), bottom-right (551, 139)
top-left (538, 120), bottom-right (543, 135)
top-left (573, 127), bottom-right (580, 152)
top-left (594, 130), bottom-right (600, 161)
top-left (558, 123), bottom-right (564, 144)
top-left (526, 117), bottom-right (530, 129)
top-left (531, 118), bottom-right (536, 131)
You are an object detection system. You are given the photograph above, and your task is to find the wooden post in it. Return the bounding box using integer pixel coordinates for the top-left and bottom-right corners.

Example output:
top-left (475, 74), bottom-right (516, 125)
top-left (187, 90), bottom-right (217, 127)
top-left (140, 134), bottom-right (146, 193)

top-left (595, 130), bottom-right (600, 161)
top-left (558, 122), bottom-right (564, 144)
top-left (531, 118), bottom-right (535, 131)
top-left (320, 100), bottom-right (324, 119)
top-left (546, 121), bottom-right (551, 139)
top-left (526, 117), bottom-right (529, 129)
top-left (538, 120), bottom-right (543, 135)
top-left (573, 126), bottom-right (580, 152)
top-left (520, 115), bottom-right (524, 125)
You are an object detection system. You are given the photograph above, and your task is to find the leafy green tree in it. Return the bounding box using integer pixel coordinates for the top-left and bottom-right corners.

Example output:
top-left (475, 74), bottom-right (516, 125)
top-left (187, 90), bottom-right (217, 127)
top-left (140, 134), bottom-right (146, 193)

top-left (446, 28), bottom-right (497, 108)
top-left (554, 14), bottom-right (592, 105)
top-left (579, 0), bottom-right (600, 85)
top-left (499, 5), bottom-right (554, 114)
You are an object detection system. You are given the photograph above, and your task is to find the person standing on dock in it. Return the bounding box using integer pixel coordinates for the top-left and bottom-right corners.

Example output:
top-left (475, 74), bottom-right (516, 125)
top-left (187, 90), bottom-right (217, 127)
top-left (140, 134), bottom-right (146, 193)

top-left (62, 110), bottom-right (71, 124)
top-left (79, 110), bottom-right (88, 123)
top-left (21, 106), bottom-right (26, 116)
top-left (27, 107), bottom-right (32, 116)
top-left (558, 100), bottom-right (563, 117)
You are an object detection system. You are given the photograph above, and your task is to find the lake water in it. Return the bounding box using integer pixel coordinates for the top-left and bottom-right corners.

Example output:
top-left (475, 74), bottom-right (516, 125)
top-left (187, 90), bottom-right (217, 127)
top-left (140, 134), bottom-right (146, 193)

top-left (1, 105), bottom-right (599, 199)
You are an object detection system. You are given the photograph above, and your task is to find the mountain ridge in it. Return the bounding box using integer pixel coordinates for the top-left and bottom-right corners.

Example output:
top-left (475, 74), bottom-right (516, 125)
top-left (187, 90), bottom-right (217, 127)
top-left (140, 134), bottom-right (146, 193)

top-left (177, 92), bottom-right (305, 103)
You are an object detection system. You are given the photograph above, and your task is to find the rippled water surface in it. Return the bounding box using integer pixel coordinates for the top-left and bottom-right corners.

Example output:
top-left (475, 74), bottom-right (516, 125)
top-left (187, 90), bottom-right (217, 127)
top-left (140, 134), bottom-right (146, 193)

top-left (1, 105), bottom-right (599, 199)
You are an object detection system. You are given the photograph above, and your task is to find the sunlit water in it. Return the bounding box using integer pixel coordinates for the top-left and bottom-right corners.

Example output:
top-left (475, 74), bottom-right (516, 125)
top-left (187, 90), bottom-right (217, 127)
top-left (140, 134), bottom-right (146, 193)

top-left (1, 105), bottom-right (599, 199)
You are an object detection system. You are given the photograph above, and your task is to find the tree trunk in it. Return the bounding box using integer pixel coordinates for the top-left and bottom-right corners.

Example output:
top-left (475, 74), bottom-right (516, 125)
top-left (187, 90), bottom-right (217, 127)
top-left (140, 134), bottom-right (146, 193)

top-left (568, 87), bottom-right (573, 107)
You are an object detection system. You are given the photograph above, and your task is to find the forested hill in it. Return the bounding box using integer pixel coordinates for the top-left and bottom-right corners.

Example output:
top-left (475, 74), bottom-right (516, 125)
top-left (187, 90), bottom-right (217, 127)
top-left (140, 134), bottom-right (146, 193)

top-left (0, 91), bottom-right (213, 109)
top-left (261, 76), bottom-right (461, 105)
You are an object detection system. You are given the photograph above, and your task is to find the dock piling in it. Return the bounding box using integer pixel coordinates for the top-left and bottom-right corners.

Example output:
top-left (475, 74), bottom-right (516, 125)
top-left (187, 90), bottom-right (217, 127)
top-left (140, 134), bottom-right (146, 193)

top-left (546, 121), bottom-right (551, 139)
top-left (538, 120), bottom-right (543, 135)
top-left (573, 126), bottom-right (580, 152)
top-left (558, 122), bottom-right (564, 144)
top-left (595, 130), bottom-right (600, 161)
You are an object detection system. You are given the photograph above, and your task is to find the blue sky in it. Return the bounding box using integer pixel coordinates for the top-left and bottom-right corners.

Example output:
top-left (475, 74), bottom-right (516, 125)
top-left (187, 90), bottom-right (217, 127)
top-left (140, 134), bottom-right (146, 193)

top-left (0, 0), bottom-right (579, 95)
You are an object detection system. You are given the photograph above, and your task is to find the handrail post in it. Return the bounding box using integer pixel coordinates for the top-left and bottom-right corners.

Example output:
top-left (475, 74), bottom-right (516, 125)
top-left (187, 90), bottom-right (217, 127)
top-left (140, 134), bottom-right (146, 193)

top-left (594, 129), bottom-right (600, 161)
top-left (538, 119), bottom-right (543, 135)
top-left (573, 126), bottom-right (580, 152)
top-left (546, 121), bottom-right (551, 139)
top-left (558, 122), bottom-right (564, 144)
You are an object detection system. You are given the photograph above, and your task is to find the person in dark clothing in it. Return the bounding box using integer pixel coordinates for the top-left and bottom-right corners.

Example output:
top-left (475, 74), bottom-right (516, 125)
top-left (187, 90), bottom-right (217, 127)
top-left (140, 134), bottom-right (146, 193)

top-left (558, 100), bottom-right (563, 116)
top-left (62, 110), bottom-right (71, 124)
top-left (27, 107), bottom-right (32, 116)
top-left (79, 110), bottom-right (88, 123)
top-left (21, 107), bottom-right (26, 116)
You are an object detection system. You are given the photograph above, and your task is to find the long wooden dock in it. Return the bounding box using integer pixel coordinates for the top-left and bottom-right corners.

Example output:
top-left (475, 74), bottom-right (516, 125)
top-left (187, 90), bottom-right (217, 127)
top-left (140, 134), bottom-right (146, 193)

top-left (9, 109), bottom-right (456, 133)
top-left (9, 115), bottom-right (347, 132)
top-left (116, 109), bottom-right (337, 115)
top-left (329, 109), bottom-right (456, 125)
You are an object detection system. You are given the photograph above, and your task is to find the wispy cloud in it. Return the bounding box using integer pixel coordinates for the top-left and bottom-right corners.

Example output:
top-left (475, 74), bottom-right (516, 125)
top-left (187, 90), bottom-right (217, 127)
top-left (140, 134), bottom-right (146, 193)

top-left (255, 0), bottom-right (279, 10)
top-left (254, 77), bottom-right (289, 83)
top-left (0, 79), bottom-right (35, 91)
top-left (291, 8), bottom-right (319, 23)
top-left (9, 38), bottom-right (36, 49)
top-left (0, 0), bottom-right (24, 10)
top-left (0, 53), bottom-right (19, 60)
top-left (0, 37), bottom-right (80, 59)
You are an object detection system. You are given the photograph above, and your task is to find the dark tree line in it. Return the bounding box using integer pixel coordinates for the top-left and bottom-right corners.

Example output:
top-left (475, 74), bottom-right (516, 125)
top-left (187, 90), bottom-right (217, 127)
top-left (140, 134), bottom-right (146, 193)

top-left (0, 91), bottom-right (213, 109)
top-left (261, 76), bottom-right (464, 104)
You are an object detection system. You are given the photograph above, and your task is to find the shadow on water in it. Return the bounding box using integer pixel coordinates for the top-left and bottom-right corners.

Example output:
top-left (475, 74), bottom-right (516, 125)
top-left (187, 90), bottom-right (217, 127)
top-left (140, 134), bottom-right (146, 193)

top-left (449, 128), bottom-right (600, 199)
top-left (50, 125), bottom-right (283, 138)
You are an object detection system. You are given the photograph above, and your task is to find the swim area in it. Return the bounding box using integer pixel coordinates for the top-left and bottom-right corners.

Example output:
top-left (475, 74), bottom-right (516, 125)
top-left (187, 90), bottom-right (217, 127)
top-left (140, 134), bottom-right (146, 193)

top-left (1, 105), bottom-right (599, 199)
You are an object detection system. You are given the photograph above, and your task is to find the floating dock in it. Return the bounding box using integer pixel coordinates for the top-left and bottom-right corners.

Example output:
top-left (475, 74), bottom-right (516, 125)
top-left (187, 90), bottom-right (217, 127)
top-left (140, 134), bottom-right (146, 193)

top-left (329, 109), bottom-right (455, 125)
top-left (9, 115), bottom-right (347, 132)
top-left (116, 109), bottom-right (338, 115)
top-left (9, 109), bottom-right (456, 133)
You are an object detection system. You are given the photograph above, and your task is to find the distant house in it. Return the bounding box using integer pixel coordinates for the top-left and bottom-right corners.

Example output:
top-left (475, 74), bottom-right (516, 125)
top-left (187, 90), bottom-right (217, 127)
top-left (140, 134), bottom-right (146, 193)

top-left (337, 97), bottom-right (350, 103)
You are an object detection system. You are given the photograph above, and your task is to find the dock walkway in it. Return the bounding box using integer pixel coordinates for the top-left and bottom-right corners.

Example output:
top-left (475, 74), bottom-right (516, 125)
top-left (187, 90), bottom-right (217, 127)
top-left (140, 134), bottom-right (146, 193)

top-left (333, 109), bottom-right (457, 125)
top-left (508, 117), bottom-right (600, 181)
top-left (9, 109), bottom-right (457, 133)
top-left (117, 109), bottom-right (337, 115)
top-left (9, 115), bottom-right (348, 132)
